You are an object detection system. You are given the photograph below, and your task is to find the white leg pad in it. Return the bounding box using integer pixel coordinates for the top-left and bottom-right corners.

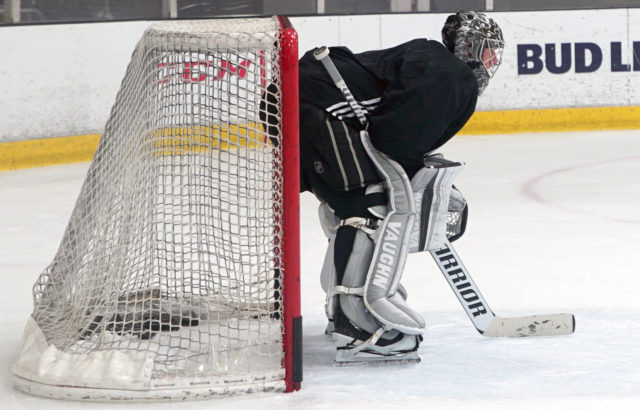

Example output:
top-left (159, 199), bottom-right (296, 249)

top-left (359, 131), bottom-right (425, 335)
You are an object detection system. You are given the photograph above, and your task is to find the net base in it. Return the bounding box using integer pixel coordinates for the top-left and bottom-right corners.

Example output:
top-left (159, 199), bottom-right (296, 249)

top-left (13, 375), bottom-right (286, 402)
top-left (13, 316), bottom-right (286, 401)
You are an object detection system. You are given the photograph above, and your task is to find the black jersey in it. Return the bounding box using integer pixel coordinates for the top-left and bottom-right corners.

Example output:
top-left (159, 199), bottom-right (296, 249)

top-left (299, 39), bottom-right (478, 187)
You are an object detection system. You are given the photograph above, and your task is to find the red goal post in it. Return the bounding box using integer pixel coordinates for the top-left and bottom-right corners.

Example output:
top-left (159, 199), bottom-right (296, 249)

top-left (278, 15), bottom-right (302, 393)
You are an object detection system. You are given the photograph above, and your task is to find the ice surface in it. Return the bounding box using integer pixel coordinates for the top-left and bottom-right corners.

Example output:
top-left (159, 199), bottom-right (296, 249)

top-left (1, 130), bottom-right (639, 409)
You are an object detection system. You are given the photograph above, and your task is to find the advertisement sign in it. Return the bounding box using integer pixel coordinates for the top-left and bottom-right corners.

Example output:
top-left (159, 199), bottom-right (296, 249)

top-left (1, 9), bottom-right (639, 142)
top-left (477, 9), bottom-right (640, 110)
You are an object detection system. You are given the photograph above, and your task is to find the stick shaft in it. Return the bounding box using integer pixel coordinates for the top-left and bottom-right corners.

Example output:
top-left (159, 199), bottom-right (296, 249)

top-left (430, 240), bottom-right (496, 333)
top-left (313, 46), bottom-right (369, 126)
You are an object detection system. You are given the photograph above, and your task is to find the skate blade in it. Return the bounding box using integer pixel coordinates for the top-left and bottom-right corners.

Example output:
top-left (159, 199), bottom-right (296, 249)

top-left (333, 350), bottom-right (420, 367)
top-left (334, 357), bottom-right (421, 367)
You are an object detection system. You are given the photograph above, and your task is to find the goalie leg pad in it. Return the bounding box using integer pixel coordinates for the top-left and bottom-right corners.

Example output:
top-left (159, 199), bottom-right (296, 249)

top-left (359, 130), bottom-right (425, 335)
top-left (409, 155), bottom-right (466, 252)
top-left (339, 228), bottom-right (397, 337)
top-left (325, 224), bottom-right (420, 343)
top-left (318, 201), bottom-right (401, 341)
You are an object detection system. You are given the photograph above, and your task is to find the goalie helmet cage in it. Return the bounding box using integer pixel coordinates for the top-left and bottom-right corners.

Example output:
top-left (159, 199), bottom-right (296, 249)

top-left (12, 16), bottom-right (301, 401)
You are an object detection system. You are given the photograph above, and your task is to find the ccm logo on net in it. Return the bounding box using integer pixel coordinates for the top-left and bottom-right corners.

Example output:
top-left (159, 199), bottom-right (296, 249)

top-left (157, 57), bottom-right (266, 84)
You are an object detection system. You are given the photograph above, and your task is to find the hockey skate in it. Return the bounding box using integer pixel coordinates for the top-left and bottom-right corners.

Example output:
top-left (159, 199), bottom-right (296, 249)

top-left (333, 331), bottom-right (421, 366)
top-left (328, 310), bottom-right (421, 366)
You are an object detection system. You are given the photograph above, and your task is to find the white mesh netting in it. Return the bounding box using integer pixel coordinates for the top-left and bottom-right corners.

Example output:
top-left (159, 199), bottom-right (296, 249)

top-left (13, 17), bottom-right (293, 400)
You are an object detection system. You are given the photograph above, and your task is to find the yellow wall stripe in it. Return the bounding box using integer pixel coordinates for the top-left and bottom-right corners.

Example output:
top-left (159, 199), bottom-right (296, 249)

top-left (1, 106), bottom-right (639, 171)
top-left (0, 134), bottom-right (101, 171)
top-left (460, 105), bottom-right (640, 135)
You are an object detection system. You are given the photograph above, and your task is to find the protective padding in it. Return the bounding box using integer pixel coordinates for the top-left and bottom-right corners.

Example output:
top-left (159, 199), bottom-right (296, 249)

top-left (319, 204), bottom-right (409, 341)
top-left (319, 202), bottom-right (340, 319)
top-left (359, 131), bottom-right (425, 335)
top-left (409, 157), bottom-right (465, 252)
top-left (339, 230), bottom-right (391, 336)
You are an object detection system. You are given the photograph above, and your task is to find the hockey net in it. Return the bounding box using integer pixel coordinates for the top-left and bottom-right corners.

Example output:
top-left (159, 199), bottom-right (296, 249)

top-left (13, 16), bottom-right (300, 400)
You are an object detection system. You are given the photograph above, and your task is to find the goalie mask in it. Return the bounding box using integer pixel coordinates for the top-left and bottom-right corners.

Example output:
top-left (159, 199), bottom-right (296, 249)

top-left (442, 10), bottom-right (504, 95)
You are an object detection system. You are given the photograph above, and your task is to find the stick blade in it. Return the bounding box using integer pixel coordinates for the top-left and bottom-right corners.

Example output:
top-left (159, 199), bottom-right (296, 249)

top-left (482, 313), bottom-right (575, 337)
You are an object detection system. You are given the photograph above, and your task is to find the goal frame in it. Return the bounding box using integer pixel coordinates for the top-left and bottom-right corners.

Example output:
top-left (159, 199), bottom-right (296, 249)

top-left (12, 15), bottom-right (302, 400)
top-left (278, 15), bottom-right (302, 393)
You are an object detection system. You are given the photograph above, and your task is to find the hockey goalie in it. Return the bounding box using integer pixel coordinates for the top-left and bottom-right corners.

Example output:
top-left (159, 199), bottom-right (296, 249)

top-left (292, 10), bottom-right (574, 364)
top-left (292, 10), bottom-right (504, 364)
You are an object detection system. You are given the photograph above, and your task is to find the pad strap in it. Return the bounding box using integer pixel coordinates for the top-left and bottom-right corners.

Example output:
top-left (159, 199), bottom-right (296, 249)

top-left (333, 285), bottom-right (365, 296)
top-left (340, 217), bottom-right (377, 235)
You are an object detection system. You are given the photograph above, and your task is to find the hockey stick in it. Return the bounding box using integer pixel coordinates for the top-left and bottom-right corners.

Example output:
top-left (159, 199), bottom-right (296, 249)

top-left (314, 46), bottom-right (575, 338)
top-left (313, 47), bottom-right (369, 127)
top-left (431, 240), bottom-right (575, 337)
